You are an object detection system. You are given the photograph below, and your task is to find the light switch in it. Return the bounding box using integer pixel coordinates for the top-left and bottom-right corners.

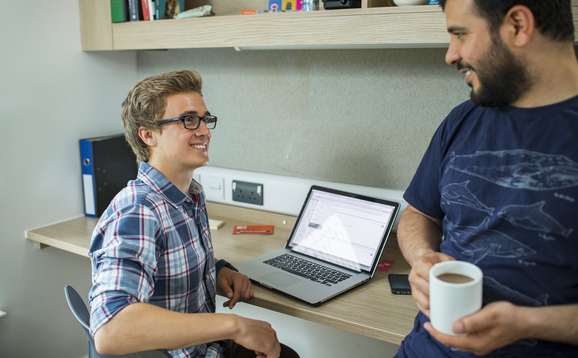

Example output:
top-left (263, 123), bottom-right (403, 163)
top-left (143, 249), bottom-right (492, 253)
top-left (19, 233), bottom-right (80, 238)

top-left (204, 175), bottom-right (225, 200)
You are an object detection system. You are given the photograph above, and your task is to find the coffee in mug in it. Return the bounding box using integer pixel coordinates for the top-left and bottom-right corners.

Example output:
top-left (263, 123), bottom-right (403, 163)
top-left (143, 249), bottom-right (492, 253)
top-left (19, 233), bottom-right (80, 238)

top-left (436, 273), bottom-right (474, 284)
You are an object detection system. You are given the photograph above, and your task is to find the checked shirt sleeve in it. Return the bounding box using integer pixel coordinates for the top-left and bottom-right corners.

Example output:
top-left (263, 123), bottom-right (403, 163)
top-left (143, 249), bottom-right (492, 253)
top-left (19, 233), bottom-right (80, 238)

top-left (88, 203), bottom-right (163, 335)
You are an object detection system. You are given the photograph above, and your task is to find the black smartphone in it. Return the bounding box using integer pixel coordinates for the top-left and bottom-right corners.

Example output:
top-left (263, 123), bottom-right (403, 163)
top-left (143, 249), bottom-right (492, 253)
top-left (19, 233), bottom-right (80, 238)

top-left (388, 274), bottom-right (411, 295)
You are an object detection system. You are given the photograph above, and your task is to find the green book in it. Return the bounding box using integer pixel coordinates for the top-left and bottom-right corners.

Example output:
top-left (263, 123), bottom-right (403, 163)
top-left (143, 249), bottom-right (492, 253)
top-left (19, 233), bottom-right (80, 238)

top-left (111, 0), bottom-right (129, 23)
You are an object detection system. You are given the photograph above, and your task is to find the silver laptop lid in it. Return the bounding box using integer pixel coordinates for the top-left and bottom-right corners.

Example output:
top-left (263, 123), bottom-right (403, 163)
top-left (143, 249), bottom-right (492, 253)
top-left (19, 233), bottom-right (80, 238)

top-left (286, 186), bottom-right (399, 273)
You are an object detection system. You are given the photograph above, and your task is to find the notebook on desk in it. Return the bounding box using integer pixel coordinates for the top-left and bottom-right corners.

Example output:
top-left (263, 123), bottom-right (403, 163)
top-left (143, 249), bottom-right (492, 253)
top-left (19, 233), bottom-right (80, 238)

top-left (235, 185), bottom-right (400, 305)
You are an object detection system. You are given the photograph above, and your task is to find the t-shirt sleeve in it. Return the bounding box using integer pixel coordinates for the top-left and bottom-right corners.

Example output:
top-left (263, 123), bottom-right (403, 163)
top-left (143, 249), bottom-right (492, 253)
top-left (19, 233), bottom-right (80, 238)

top-left (403, 101), bottom-right (474, 220)
top-left (403, 129), bottom-right (444, 220)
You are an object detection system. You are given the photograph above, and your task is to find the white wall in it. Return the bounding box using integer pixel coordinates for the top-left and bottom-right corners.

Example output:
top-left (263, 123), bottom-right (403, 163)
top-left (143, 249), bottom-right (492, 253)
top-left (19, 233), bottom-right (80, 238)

top-left (0, 1), bottom-right (137, 356)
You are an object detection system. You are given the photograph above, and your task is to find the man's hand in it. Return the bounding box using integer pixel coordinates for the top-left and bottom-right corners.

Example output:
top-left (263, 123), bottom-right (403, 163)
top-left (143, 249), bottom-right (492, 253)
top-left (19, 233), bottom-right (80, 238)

top-left (232, 316), bottom-right (281, 358)
top-left (408, 252), bottom-right (455, 317)
top-left (424, 301), bottom-right (524, 355)
top-left (217, 267), bottom-right (253, 309)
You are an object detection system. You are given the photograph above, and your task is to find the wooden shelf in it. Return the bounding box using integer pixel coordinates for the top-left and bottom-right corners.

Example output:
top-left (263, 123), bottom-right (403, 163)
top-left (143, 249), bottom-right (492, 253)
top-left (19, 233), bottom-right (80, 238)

top-left (80, 0), bottom-right (578, 51)
top-left (80, 0), bottom-right (448, 51)
top-left (114, 7), bottom-right (448, 50)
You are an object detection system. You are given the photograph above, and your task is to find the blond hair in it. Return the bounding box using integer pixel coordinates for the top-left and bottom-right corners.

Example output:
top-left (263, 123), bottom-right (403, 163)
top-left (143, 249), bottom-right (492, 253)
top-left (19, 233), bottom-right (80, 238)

top-left (121, 70), bottom-right (203, 162)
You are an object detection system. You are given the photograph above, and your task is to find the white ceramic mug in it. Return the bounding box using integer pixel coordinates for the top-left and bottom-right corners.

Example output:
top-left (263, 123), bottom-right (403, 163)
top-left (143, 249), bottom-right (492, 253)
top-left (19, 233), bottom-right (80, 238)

top-left (429, 261), bottom-right (483, 336)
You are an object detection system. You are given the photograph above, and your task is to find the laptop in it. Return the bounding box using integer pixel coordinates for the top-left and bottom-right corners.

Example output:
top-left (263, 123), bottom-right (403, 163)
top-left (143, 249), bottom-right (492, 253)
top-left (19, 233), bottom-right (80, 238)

top-left (235, 185), bottom-right (400, 305)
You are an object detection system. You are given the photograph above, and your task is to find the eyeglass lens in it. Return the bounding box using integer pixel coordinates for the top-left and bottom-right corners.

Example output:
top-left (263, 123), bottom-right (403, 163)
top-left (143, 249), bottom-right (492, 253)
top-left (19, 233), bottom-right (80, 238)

top-left (183, 115), bottom-right (216, 130)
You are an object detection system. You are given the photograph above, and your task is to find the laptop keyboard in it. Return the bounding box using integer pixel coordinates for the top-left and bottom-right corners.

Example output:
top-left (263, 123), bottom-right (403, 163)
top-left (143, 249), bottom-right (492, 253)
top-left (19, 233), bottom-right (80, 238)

top-left (264, 254), bottom-right (352, 286)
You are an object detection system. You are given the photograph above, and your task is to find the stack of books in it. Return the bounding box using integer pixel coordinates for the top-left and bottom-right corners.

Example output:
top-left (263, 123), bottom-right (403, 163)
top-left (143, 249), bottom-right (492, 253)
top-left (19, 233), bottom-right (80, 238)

top-left (111, 0), bottom-right (185, 22)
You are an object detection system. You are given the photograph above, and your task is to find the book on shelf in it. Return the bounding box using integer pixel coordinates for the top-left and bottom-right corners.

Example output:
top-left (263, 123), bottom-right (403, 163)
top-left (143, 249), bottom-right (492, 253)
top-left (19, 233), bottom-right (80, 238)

top-left (150, 0), bottom-right (157, 20)
top-left (128, 0), bottom-right (139, 21)
top-left (141, 0), bottom-right (150, 20)
top-left (157, 0), bottom-right (185, 19)
top-left (152, 0), bottom-right (160, 19)
top-left (111, 0), bottom-right (129, 23)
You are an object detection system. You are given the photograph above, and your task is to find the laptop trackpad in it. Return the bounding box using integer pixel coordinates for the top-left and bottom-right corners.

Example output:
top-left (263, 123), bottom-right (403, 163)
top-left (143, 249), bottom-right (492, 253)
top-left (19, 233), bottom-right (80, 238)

top-left (259, 271), bottom-right (301, 288)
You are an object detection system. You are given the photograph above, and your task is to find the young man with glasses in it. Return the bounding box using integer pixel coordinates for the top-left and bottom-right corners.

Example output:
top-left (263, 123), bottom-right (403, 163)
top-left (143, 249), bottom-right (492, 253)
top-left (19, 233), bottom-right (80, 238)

top-left (88, 70), bottom-right (299, 358)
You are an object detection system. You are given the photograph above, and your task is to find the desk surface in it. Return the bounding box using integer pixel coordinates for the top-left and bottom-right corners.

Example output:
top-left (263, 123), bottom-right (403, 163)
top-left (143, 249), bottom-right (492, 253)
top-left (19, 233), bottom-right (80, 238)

top-left (26, 202), bottom-right (418, 345)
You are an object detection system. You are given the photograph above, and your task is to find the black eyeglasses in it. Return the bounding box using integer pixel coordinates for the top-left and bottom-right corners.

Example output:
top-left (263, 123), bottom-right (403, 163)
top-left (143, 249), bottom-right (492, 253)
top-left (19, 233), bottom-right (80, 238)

top-left (156, 115), bottom-right (217, 130)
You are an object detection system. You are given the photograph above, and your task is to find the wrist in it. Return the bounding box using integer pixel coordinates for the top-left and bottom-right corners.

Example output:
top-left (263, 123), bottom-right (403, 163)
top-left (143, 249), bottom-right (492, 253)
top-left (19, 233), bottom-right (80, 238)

top-left (216, 259), bottom-right (238, 276)
top-left (518, 305), bottom-right (545, 340)
top-left (217, 313), bottom-right (243, 341)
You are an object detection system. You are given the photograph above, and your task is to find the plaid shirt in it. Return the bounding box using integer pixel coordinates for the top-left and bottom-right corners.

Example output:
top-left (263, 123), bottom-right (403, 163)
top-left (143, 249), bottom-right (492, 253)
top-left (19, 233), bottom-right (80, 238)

top-left (89, 162), bottom-right (223, 358)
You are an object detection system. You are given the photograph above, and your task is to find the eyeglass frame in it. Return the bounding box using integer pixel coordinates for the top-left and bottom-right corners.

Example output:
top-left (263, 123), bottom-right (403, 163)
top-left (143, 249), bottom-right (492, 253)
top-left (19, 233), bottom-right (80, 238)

top-left (155, 114), bottom-right (217, 130)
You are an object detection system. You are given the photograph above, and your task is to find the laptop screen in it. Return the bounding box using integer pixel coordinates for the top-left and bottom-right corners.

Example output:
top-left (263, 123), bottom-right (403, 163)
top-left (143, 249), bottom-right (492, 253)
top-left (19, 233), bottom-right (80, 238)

top-left (287, 186), bottom-right (398, 273)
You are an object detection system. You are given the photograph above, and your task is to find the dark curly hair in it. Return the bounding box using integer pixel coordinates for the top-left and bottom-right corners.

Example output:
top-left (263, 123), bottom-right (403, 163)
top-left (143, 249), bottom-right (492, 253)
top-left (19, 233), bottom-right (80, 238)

top-left (438, 0), bottom-right (574, 42)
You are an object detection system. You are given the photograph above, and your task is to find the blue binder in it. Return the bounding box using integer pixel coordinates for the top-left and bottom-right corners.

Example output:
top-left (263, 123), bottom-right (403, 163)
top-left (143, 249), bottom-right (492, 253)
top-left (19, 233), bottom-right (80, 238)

top-left (80, 134), bottom-right (138, 217)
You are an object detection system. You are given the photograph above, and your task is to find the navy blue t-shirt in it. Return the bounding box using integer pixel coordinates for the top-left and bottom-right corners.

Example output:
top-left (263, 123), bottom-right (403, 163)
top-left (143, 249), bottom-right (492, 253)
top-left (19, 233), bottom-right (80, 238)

top-left (398, 97), bottom-right (578, 357)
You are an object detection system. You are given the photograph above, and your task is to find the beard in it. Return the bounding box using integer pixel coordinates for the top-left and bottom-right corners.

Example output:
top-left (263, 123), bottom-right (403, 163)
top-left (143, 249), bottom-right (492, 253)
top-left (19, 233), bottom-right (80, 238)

top-left (459, 36), bottom-right (532, 107)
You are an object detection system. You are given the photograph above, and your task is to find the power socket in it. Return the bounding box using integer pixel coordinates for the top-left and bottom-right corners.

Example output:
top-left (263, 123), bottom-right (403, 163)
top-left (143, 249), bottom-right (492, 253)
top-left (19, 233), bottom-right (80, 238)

top-left (232, 180), bottom-right (264, 205)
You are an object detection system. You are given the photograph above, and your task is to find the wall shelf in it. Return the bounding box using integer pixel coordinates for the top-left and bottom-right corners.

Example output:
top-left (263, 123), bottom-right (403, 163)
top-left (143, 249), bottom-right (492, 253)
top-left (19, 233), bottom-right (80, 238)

top-left (79, 0), bottom-right (578, 51)
top-left (80, 0), bottom-right (448, 51)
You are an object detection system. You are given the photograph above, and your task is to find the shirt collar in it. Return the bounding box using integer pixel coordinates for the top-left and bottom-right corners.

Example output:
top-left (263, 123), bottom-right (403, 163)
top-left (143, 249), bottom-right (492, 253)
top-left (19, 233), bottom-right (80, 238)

top-left (137, 161), bottom-right (203, 206)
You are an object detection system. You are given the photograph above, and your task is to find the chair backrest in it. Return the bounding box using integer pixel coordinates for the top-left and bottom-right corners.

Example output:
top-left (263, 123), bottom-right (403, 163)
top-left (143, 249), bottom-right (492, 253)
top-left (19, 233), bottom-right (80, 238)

top-left (64, 285), bottom-right (173, 358)
top-left (65, 285), bottom-right (91, 335)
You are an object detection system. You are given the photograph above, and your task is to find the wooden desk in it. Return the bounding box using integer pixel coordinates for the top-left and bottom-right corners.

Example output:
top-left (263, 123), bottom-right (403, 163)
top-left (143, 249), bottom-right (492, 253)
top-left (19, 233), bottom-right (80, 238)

top-left (26, 202), bottom-right (418, 345)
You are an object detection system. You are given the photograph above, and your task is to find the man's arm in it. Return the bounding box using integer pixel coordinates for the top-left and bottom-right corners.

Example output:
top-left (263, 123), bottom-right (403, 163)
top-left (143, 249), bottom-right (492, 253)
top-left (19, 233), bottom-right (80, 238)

top-left (397, 204), bottom-right (444, 266)
top-left (94, 303), bottom-right (281, 356)
top-left (399, 206), bottom-right (578, 353)
top-left (397, 205), bottom-right (453, 316)
top-left (91, 207), bottom-right (277, 356)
